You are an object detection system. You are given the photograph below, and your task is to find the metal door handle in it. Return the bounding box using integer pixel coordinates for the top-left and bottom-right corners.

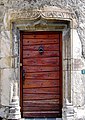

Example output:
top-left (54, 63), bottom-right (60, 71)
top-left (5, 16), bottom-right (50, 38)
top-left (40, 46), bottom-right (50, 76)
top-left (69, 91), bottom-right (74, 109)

top-left (22, 70), bottom-right (25, 81)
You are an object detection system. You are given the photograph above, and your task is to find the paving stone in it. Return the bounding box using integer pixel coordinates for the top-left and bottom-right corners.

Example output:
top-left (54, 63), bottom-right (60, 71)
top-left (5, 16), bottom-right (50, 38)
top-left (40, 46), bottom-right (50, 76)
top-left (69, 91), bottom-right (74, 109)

top-left (25, 119), bottom-right (34, 120)
top-left (25, 118), bottom-right (62, 120)
top-left (47, 118), bottom-right (56, 120)
top-left (35, 118), bottom-right (46, 120)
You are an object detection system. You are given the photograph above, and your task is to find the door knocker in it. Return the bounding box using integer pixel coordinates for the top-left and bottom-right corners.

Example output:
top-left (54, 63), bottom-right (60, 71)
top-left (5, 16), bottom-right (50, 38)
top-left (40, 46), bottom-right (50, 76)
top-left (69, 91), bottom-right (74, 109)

top-left (38, 45), bottom-right (44, 55)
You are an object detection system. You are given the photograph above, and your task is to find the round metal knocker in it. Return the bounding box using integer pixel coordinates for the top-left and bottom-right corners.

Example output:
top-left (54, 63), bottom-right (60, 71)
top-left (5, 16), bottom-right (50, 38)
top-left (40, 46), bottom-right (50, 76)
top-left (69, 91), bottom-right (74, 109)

top-left (38, 46), bottom-right (44, 55)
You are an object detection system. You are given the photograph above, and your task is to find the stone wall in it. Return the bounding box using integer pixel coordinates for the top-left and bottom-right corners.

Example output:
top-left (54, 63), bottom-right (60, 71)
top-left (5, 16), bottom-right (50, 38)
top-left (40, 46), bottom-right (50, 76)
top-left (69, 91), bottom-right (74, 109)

top-left (0, 0), bottom-right (85, 119)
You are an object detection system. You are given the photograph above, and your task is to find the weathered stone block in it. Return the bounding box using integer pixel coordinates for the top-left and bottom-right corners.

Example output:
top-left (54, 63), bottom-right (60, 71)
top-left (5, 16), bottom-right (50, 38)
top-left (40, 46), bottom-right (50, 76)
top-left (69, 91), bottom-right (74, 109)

top-left (0, 57), bottom-right (12, 68)
top-left (72, 71), bottom-right (85, 106)
top-left (1, 31), bottom-right (11, 57)
top-left (73, 58), bottom-right (85, 71)
top-left (72, 29), bottom-right (82, 59)
top-left (1, 69), bottom-right (14, 106)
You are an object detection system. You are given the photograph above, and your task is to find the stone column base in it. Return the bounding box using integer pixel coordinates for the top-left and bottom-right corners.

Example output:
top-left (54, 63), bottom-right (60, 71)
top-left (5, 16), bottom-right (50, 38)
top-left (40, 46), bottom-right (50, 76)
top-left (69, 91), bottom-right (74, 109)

top-left (74, 106), bottom-right (85, 120)
top-left (62, 101), bottom-right (74, 120)
top-left (8, 96), bottom-right (21, 119)
top-left (8, 81), bottom-right (21, 119)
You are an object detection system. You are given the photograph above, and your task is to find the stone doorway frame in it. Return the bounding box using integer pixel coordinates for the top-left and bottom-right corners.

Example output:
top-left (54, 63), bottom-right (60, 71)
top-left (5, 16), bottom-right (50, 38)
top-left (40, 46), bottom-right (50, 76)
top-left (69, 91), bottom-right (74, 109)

top-left (5, 6), bottom-right (77, 119)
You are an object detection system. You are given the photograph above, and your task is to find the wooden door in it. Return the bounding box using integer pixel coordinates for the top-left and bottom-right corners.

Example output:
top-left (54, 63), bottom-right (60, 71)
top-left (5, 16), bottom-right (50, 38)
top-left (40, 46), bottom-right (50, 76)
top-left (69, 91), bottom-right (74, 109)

top-left (20, 31), bottom-right (62, 118)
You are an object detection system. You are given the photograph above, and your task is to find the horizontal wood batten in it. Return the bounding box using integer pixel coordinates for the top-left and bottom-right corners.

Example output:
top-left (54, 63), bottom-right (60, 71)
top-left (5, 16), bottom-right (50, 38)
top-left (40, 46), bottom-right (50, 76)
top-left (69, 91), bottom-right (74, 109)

top-left (23, 79), bottom-right (59, 87)
top-left (23, 34), bottom-right (59, 39)
top-left (23, 101), bottom-right (60, 106)
top-left (23, 106), bottom-right (60, 111)
top-left (23, 39), bottom-right (59, 45)
top-left (23, 66), bottom-right (59, 72)
top-left (23, 87), bottom-right (60, 94)
top-left (23, 44), bottom-right (59, 51)
top-left (23, 94), bottom-right (60, 100)
top-left (23, 57), bottom-right (59, 66)
top-left (23, 111), bottom-right (61, 118)
top-left (23, 51), bottom-right (59, 58)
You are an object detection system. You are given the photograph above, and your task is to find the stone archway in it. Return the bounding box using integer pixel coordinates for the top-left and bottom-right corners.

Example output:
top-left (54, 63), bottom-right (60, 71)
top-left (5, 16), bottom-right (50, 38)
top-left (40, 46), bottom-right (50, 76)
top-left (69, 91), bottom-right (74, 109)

top-left (4, 6), bottom-right (78, 119)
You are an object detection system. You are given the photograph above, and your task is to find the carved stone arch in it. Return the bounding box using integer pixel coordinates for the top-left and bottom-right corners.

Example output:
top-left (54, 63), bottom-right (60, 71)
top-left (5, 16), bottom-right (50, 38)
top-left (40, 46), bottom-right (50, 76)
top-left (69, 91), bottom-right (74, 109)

top-left (6, 6), bottom-right (78, 119)
top-left (4, 6), bottom-right (77, 29)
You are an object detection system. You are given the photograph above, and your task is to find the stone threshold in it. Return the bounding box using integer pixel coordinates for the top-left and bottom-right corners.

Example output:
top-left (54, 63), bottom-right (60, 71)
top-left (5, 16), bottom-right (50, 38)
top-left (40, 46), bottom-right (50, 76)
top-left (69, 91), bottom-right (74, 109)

top-left (21, 118), bottom-right (62, 120)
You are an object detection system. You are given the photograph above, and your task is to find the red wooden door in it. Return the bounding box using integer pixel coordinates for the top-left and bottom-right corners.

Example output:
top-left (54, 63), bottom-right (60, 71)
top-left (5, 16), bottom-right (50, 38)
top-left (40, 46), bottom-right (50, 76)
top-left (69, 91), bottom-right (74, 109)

top-left (20, 31), bottom-right (62, 118)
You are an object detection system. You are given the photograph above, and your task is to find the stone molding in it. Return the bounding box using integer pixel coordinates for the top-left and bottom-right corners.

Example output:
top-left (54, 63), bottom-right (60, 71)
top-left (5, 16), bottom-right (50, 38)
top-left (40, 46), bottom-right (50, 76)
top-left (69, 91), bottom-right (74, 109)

top-left (4, 6), bottom-right (77, 30)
